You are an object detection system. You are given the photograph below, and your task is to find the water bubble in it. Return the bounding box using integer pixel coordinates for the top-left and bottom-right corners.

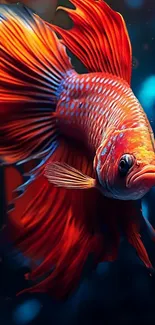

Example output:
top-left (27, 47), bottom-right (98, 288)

top-left (138, 75), bottom-right (155, 114)
top-left (142, 199), bottom-right (149, 221)
top-left (125, 0), bottom-right (144, 9)
top-left (96, 262), bottom-right (109, 276)
top-left (13, 299), bottom-right (42, 325)
top-left (132, 56), bottom-right (139, 69)
top-left (143, 43), bottom-right (149, 51)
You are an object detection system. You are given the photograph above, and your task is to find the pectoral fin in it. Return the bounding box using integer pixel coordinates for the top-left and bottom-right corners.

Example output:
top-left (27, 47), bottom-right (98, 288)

top-left (44, 162), bottom-right (96, 189)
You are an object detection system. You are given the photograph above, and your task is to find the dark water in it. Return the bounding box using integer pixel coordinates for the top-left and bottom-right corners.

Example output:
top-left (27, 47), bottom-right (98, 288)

top-left (0, 0), bottom-right (155, 324)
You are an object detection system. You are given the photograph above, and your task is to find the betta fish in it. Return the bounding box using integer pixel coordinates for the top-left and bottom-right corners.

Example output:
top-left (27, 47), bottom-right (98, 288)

top-left (1, 0), bottom-right (155, 299)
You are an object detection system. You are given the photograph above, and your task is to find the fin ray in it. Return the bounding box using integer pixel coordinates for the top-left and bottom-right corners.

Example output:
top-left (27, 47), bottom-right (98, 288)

top-left (51, 0), bottom-right (132, 84)
top-left (0, 4), bottom-right (73, 165)
top-left (45, 162), bottom-right (96, 189)
top-left (120, 201), bottom-right (153, 269)
top-left (6, 139), bottom-right (109, 297)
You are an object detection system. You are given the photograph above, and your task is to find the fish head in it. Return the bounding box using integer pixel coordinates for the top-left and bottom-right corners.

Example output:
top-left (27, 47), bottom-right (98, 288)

top-left (95, 127), bottom-right (155, 200)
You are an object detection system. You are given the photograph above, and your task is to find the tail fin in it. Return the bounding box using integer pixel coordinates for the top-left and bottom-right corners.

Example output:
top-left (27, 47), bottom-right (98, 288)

top-left (51, 0), bottom-right (132, 84)
top-left (0, 4), bottom-right (73, 165)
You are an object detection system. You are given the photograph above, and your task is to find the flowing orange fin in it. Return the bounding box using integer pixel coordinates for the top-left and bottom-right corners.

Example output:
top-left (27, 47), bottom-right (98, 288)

top-left (0, 4), bottom-right (73, 165)
top-left (51, 0), bottom-right (132, 84)
top-left (45, 162), bottom-right (96, 189)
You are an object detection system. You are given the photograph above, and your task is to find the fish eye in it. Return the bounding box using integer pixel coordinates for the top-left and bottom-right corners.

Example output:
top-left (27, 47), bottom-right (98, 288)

top-left (118, 154), bottom-right (134, 176)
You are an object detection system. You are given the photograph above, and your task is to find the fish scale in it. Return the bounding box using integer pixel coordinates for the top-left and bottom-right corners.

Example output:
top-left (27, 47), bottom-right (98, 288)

top-left (56, 72), bottom-right (148, 151)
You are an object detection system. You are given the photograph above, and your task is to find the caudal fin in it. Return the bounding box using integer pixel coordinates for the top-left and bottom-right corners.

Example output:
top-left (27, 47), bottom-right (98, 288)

top-left (0, 3), bottom-right (73, 166)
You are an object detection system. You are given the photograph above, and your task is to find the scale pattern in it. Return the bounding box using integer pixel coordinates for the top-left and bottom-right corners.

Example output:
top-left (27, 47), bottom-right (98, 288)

top-left (56, 72), bottom-right (148, 151)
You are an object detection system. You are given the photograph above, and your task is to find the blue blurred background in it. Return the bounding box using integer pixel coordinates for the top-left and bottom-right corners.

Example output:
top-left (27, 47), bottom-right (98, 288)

top-left (0, 0), bottom-right (155, 324)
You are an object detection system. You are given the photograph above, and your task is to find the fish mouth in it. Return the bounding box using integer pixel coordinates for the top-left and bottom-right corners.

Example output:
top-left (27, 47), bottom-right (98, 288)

top-left (127, 165), bottom-right (155, 188)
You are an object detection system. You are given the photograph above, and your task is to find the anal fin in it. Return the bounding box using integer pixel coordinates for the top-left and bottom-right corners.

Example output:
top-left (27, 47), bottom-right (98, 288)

top-left (5, 138), bottom-right (107, 297)
top-left (120, 200), bottom-right (153, 269)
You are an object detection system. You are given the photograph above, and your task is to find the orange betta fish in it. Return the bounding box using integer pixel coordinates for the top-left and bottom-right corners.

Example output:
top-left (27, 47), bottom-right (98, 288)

top-left (1, 0), bottom-right (155, 299)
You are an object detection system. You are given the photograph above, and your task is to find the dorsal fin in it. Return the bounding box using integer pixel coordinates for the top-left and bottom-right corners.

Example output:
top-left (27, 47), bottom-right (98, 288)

top-left (51, 0), bottom-right (132, 85)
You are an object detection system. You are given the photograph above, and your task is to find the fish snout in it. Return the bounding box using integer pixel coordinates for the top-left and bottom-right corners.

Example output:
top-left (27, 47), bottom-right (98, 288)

top-left (127, 164), bottom-right (155, 189)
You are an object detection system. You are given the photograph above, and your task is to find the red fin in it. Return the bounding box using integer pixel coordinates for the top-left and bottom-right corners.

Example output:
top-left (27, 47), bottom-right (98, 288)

top-left (5, 166), bottom-right (22, 206)
top-left (5, 140), bottom-right (105, 297)
top-left (45, 162), bottom-right (96, 189)
top-left (127, 224), bottom-right (152, 268)
top-left (0, 4), bottom-right (72, 165)
top-left (4, 159), bottom-right (41, 221)
top-left (51, 0), bottom-right (132, 84)
top-left (120, 201), bottom-right (153, 269)
top-left (7, 139), bottom-right (122, 298)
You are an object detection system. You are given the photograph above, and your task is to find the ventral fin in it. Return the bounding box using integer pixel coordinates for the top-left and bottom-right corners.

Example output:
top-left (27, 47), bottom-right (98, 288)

top-left (44, 162), bottom-right (96, 189)
top-left (51, 0), bottom-right (132, 84)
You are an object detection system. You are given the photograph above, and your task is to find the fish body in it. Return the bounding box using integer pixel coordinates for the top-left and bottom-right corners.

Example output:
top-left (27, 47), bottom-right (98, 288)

top-left (56, 71), bottom-right (150, 151)
top-left (56, 70), bottom-right (155, 200)
top-left (1, 0), bottom-right (155, 299)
